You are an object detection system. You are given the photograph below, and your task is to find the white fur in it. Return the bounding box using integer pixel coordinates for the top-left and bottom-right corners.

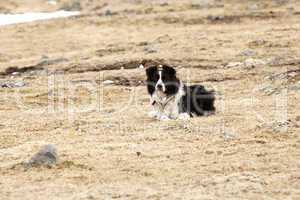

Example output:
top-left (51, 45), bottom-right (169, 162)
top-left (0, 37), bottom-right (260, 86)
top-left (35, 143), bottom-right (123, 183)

top-left (155, 70), bottom-right (166, 92)
top-left (150, 81), bottom-right (190, 120)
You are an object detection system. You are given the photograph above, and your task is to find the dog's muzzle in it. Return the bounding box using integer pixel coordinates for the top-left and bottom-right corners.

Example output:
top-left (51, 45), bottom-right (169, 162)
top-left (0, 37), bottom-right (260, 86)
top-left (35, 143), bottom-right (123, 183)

top-left (156, 84), bottom-right (163, 90)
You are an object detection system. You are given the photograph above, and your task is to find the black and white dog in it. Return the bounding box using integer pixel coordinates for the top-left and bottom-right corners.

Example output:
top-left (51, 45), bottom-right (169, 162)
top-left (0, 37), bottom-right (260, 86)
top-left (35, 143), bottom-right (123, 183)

top-left (143, 63), bottom-right (215, 120)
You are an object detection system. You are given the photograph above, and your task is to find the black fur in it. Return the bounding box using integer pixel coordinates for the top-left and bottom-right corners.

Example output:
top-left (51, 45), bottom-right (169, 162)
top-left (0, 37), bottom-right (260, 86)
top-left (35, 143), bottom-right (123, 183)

top-left (180, 85), bottom-right (215, 116)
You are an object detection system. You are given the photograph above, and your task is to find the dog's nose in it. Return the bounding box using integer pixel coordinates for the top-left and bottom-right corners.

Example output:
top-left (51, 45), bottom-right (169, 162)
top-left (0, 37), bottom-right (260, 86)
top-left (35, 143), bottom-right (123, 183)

top-left (157, 84), bottom-right (163, 90)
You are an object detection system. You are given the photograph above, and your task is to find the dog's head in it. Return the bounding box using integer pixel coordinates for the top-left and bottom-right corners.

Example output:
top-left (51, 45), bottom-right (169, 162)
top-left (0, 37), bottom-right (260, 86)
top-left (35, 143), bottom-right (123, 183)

top-left (145, 64), bottom-right (180, 96)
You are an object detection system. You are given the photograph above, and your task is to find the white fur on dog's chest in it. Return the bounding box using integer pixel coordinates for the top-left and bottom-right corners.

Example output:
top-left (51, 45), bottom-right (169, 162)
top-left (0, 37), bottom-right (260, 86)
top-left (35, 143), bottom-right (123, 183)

top-left (152, 95), bottom-right (179, 119)
top-left (149, 81), bottom-right (189, 120)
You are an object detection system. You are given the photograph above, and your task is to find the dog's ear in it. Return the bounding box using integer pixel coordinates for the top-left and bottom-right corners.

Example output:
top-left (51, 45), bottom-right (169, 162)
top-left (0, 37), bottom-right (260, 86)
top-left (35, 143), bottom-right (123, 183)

top-left (145, 66), bottom-right (157, 79)
top-left (163, 65), bottom-right (176, 77)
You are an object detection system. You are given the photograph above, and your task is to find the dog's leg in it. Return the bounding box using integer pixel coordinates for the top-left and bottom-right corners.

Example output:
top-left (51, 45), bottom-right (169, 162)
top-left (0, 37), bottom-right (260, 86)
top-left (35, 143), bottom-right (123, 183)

top-left (178, 113), bottom-right (191, 120)
top-left (159, 114), bottom-right (171, 121)
top-left (148, 109), bottom-right (160, 118)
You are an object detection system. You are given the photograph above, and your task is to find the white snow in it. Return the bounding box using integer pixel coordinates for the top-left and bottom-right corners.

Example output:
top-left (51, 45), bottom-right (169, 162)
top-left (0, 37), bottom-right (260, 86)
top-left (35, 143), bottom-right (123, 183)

top-left (0, 10), bottom-right (80, 26)
top-left (47, 0), bottom-right (57, 5)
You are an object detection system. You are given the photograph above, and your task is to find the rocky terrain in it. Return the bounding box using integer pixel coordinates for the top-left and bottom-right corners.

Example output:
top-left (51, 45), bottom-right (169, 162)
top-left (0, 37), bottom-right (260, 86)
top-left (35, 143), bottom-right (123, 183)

top-left (0, 0), bottom-right (299, 199)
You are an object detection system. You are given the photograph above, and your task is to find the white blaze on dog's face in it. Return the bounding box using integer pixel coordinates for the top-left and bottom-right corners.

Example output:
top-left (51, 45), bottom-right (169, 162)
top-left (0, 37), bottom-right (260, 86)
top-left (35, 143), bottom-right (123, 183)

top-left (155, 65), bottom-right (166, 92)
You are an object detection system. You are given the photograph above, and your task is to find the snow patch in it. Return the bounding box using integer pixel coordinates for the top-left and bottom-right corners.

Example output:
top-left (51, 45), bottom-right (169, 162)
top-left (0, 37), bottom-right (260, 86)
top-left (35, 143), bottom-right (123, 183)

top-left (0, 10), bottom-right (80, 26)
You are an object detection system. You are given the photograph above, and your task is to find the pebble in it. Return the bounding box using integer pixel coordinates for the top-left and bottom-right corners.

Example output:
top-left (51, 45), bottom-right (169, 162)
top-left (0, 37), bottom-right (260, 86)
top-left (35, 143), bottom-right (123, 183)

top-left (24, 144), bottom-right (58, 168)
top-left (225, 62), bottom-right (243, 68)
top-left (12, 72), bottom-right (20, 76)
top-left (244, 58), bottom-right (265, 68)
top-left (144, 46), bottom-right (158, 54)
top-left (102, 80), bottom-right (114, 85)
top-left (105, 10), bottom-right (114, 16)
top-left (239, 50), bottom-right (256, 57)
top-left (1, 81), bottom-right (25, 88)
top-left (259, 85), bottom-right (278, 95)
top-left (226, 58), bottom-right (266, 69)
top-left (289, 83), bottom-right (300, 91)
top-left (207, 15), bottom-right (224, 21)
top-left (223, 130), bottom-right (236, 140)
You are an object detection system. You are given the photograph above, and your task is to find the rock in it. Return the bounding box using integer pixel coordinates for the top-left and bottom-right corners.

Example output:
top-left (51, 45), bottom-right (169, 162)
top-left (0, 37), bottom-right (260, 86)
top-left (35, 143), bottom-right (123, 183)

top-left (259, 85), bottom-right (279, 95)
top-left (102, 80), bottom-right (114, 85)
top-left (207, 15), bottom-right (224, 21)
top-left (144, 46), bottom-right (158, 54)
top-left (105, 10), bottom-right (114, 16)
top-left (226, 58), bottom-right (266, 69)
top-left (225, 62), bottom-right (243, 68)
top-left (289, 83), bottom-right (300, 91)
top-left (14, 81), bottom-right (26, 87)
top-left (239, 50), bottom-right (256, 57)
top-left (1, 81), bottom-right (25, 88)
top-left (223, 130), bottom-right (236, 140)
top-left (24, 144), bottom-right (58, 168)
top-left (11, 72), bottom-right (20, 76)
top-left (137, 41), bottom-right (149, 46)
top-left (244, 58), bottom-right (265, 68)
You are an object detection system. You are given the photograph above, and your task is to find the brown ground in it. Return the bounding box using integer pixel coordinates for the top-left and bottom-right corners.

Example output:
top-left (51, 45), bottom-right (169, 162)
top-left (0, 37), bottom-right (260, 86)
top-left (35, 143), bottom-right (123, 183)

top-left (0, 0), bottom-right (300, 199)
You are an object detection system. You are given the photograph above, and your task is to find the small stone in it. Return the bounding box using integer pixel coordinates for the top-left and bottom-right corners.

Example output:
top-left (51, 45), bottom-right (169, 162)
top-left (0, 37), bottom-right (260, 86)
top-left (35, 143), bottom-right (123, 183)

top-left (105, 10), bottom-right (113, 16)
top-left (14, 81), bottom-right (25, 87)
top-left (144, 46), bottom-right (158, 54)
top-left (259, 85), bottom-right (277, 95)
top-left (239, 50), bottom-right (256, 57)
top-left (136, 152), bottom-right (141, 157)
top-left (289, 83), bottom-right (300, 91)
top-left (12, 72), bottom-right (19, 76)
top-left (244, 58), bottom-right (265, 68)
top-left (226, 62), bottom-right (243, 68)
top-left (102, 80), bottom-right (114, 85)
top-left (1, 81), bottom-right (25, 88)
top-left (137, 41), bottom-right (149, 46)
top-left (24, 144), bottom-right (58, 168)
top-left (223, 131), bottom-right (236, 140)
top-left (207, 15), bottom-right (224, 21)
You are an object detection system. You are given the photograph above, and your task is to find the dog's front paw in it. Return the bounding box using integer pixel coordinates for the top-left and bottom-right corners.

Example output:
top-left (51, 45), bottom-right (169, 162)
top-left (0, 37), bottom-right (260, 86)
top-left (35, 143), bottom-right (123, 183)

top-left (159, 115), bottom-right (171, 121)
top-left (148, 111), bottom-right (159, 118)
top-left (178, 113), bottom-right (191, 120)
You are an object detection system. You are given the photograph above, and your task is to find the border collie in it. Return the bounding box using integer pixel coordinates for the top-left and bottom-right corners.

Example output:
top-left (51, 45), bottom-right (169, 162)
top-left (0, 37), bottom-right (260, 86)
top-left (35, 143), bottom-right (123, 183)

top-left (142, 63), bottom-right (215, 120)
